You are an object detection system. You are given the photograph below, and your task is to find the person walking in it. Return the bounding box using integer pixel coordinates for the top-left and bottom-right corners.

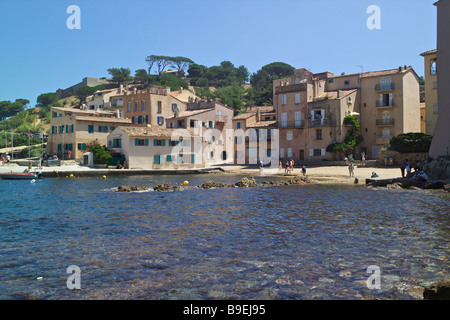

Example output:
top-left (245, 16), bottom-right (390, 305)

top-left (348, 162), bottom-right (354, 177)
top-left (301, 165), bottom-right (306, 176)
top-left (400, 160), bottom-right (406, 178)
top-left (361, 152), bottom-right (366, 166)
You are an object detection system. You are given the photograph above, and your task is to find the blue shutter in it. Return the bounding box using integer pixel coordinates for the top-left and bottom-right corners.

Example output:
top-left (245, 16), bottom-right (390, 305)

top-left (162, 139), bottom-right (166, 146)
top-left (118, 139), bottom-right (122, 148)
top-left (145, 139), bottom-right (149, 146)
top-left (153, 139), bottom-right (157, 146)
top-left (191, 154), bottom-right (195, 164)
top-left (135, 139), bottom-right (139, 146)
top-left (167, 155), bottom-right (172, 162)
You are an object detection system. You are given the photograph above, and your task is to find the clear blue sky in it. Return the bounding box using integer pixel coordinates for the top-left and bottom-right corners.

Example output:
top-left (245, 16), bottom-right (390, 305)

top-left (0, 0), bottom-right (437, 107)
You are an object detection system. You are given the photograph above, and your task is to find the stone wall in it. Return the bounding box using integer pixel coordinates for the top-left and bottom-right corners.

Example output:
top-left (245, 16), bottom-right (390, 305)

top-left (424, 157), bottom-right (450, 180)
top-left (378, 150), bottom-right (428, 166)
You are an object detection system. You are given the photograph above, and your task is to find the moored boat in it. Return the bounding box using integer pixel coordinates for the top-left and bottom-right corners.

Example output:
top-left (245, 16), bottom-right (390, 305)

top-left (0, 172), bottom-right (41, 180)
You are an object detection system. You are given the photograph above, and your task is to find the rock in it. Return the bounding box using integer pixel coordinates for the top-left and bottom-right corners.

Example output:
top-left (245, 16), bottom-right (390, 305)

top-left (444, 184), bottom-right (450, 192)
top-left (153, 184), bottom-right (180, 192)
top-left (423, 279), bottom-right (450, 300)
top-left (117, 185), bottom-right (149, 192)
top-left (387, 183), bottom-right (402, 189)
top-left (235, 177), bottom-right (257, 188)
top-left (421, 181), bottom-right (445, 190)
top-left (198, 181), bottom-right (232, 189)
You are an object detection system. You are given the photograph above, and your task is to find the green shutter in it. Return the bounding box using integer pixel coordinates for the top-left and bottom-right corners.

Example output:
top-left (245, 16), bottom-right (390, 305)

top-left (167, 155), bottom-right (172, 162)
top-left (145, 139), bottom-right (149, 146)
top-left (154, 155), bottom-right (161, 165)
top-left (192, 154), bottom-right (195, 164)
top-left (82, 143), bottom-right (86, 151)
top-left (68, 144), bottom-right (73, 151)
top-left (135, 139), bottom-right (139, 146)
top-left (162, 139), bottom-right (166, 146)
top-left (118, 138), bottom-right (122, 148)
top-left (66, 125), bottom-right (69, 133)
top-left (58, 144), bottom-right (62, 151)
top-left (153, 139), bottom-right (157, 146)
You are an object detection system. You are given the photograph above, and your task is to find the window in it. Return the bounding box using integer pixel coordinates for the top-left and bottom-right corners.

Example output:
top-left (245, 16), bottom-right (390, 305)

top-left (172, 103), bottom-right (177, 112)
top-left (313, 149), bottom-right (322, 156)
top-left (316, 129), bottom-right (322, 140)
top-left (78, 143), bottom-right (87, 151)
top-left (281, 94), bottom-right (287, 105)
top-left (157, 116), bottom-right (164, 125)
top-left (154, 155), bottom-right (163, 165)
top-left (287, 131), bottom-right (293, 141)
top-left (52, 111), bottom-right (58, 118)
top-left (142, 101), bottom-right (146, 111)
top-left (135, 139), bottom-right (148, 146)
top-left (344, 81), bottom-right (350, 85)
top-left (328, 79), bottom-right (334, 84)
top-left (433, 104), bottom-right (438, 114)
top-left (88, 125), bottom-right (94, 133)
top-left (127, 102), bottom-right (131, 113)
top-left (433, 81), bottom-right (437, 89)
top-left (280, 148), bottom-right (285, 158)
top-left (295, 93), bottom-right (301, 104)
top-left (237, 122), bottom-right (241, 129)
top-left (281, 113), bottom-right (287, 128)
top-left (169, 140), bottom-right (179, 146)
top-left (110, 126), bottom-right (115, 132)
top-left (112, 98), bottom-right (118, 107)
top-left (287, 148), bottom-right (292, 158)
top-left (380, 77), bottom-right (392, 90)
top-left (134, 102), bottom-right (139, 112)
top-left (430, 58), bottom-right (437, 75)
top-left (235, 136), bottom-right (242, 145)
top-left (153, 139), bottom-right (166, 146)
top-left (157, 101), bottom-right (162, 114)
top-left (295, 112), bottom-right (301, 127)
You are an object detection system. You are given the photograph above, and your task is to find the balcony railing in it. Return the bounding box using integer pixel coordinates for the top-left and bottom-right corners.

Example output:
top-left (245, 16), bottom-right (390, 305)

top-left (308, 118), bottom-right (331, 127)
top-left (279, 121), bottom-right (305, 129)
top-left (375, 83), bottom-right (395, 91)
top-left (376, 99), bottom-right (395, 108)
top-left (376, 118), bottom-right (395, 126)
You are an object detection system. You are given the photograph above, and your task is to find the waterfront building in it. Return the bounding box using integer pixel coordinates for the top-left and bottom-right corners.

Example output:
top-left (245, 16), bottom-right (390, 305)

top-left (46, 107), bottom-right (132, 159)
top-left (85, 87), bottom-right (122, 111)
top-left (428, 0), bottom-right (450, 158)
top-left (273, 66), bottom-right (421, 162)
top-left (420, 49), bottom-right (438, 135)
top-left (232, 106), bottom-right (276, 164)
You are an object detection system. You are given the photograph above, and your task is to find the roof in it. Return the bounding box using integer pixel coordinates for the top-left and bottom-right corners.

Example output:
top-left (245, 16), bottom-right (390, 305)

top-left (329, 67), bottom-right (415, 79)
top-left (312, 89), bottom-right (358, 101)
top-left (75, 116), bottom-right (132, 124)
top-left (166, 109), bottom-right (210, 120)
top-left (232, 113), bottom-right (255, 120)
top-left (246, 106), bottom-right (274, 113)
top-left (51, 106), bottom-right (116, 116)
top-left (420, 49), bottom-right (437, 56)
top-left (246, 120), bottom-right (277, 128)
top-left (115, 126), bottom-right (196, 138)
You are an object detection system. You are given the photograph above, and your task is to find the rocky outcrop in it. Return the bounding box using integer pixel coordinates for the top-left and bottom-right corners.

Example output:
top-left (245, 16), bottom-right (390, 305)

top-left (234, 177), bottom-right (258, 188)
top-left (367, 177), bottom-right (447, 190)
top-left (423, 279), bottom-right (450, 300)
top-left (117, 185), bottom-right (149, 192)
top-left (153, 184), bottom-right (181, 192)
top-left (198, 181), bottom-right (234, 189)
top-left (424, 157), bottom-right (450, 180)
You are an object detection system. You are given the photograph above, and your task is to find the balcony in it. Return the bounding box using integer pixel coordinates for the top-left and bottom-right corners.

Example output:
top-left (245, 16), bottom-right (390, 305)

top-left (376, 118), bottom-right (395, 126)
top-left (308, 118), bottom-right (331, 127)
top-left (376, 136), bottom-right (392, 145)
top-left (215, 115), bottom-right (228, 122)
top-left (278, 121), bottom-right (305, 129)
top-left (376, 99), bottom-right (395, 108)
top-left (375, 83), bottom-right (395, 92)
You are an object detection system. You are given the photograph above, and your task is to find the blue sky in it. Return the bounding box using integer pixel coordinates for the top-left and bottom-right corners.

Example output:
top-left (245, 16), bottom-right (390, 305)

top-left (0, 0), bottom-right (438, 107)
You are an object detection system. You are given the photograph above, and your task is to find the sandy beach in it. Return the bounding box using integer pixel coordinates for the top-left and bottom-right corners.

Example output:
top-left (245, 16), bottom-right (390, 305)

top-left (0, 162), bottom-right (403, 186)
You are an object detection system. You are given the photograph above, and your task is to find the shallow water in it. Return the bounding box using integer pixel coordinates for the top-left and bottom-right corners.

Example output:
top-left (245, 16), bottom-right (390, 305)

top-left (0, 174), bottom-right (448, 299)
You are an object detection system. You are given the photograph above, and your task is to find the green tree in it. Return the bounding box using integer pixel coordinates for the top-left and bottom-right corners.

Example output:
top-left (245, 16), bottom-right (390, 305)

top-left (87, 141), bottom-right (112, 165)
top-left (74, 86), bottom-right (105, 106)
top-left (188, 63), bottom-right (207, 78)
top-left (214, 85), bottom-right (245, 115)
top-left (134, 69), bottom-right (150, 87)
top-left (107, 68), bottom-right (132, 86)
top-left (36, 93), bottom-right (58, 107)
top-left (170, 56), bottom-right (194, 77)
top-left (327, 116), bottom-right (363, 157)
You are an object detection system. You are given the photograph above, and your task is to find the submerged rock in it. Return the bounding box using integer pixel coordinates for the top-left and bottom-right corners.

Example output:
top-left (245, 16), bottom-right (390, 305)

top-left (235, 177), bottom-right (258, 188)
top-left (153, 184), bottom-right (180, 192)
top-left (423, 279), bottom-right (450, 300)
top-left (198, 181), bottom-right (233, 189)
top-left (117, 185), bottom-right (149, 192)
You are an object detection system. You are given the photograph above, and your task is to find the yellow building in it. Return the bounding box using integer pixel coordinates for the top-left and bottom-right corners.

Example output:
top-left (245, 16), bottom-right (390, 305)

top-left (420, 49), bottom-right (438, 136)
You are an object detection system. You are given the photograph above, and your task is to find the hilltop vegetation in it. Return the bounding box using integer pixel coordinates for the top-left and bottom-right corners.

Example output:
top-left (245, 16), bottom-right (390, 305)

top-left (0, 55), bottom-right (297, 136)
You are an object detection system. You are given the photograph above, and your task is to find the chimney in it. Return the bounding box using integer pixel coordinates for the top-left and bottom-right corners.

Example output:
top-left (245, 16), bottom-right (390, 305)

top-left (119, 84), bottom-right (123, 93)
top-left (133, 87), bottom-right (137, 94)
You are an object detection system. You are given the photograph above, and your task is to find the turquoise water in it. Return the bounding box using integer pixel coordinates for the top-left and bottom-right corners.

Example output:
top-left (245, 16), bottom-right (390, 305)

top-left (0, 174), bottom-right (448, 300)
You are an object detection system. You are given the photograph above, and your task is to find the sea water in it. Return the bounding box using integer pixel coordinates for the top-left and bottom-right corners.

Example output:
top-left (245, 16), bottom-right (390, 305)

top-left (0, 174), bottom-right (448, 299)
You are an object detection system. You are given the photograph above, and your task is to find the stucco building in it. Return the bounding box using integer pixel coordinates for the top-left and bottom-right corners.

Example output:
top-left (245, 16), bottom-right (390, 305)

top-left (428, 0), bottom-right (450, 158)
top-left (46, 107), bottom-right (132, 159)
top-left (420, 49), bottom-right (438, 135)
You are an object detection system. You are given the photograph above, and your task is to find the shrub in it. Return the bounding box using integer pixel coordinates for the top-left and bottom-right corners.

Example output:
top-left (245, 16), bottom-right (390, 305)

top-left (87, 142), bottom-right (112, 164)
top-left (389, 132), bottom-right (432, 153)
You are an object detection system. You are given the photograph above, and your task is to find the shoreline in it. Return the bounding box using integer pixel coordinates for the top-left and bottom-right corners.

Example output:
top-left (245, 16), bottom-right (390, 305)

top-left (1, 163), bottom-right (448, 188)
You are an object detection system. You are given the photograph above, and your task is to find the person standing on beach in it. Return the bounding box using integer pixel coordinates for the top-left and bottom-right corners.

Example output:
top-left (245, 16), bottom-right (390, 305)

top-left (405, 160), bottom-right (411, 177)
top-left (361, 152), bottom-right (366, 166)
top-left (302, 165), bottom-right (306, 176)
top-left (348, 162), bottom-right (354, 177)
top-left (400, 160), bottom-right (406, 178)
